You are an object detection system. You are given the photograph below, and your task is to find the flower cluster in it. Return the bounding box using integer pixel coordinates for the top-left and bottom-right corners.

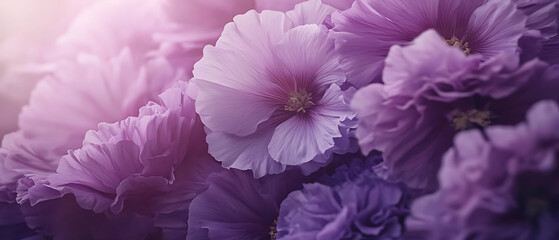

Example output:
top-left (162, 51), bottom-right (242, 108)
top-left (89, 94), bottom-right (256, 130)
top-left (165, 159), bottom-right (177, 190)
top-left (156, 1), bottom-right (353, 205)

top-left (0, 0), bottom-right (558, 239)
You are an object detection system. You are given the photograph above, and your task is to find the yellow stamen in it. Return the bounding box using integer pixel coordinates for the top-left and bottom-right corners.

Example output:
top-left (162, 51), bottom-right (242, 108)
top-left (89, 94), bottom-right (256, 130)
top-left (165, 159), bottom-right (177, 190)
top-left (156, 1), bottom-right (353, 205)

top-left (451, 108), bottom-right (491, 130)
top-left (446, 36), bottom-right (471, 55)
top-left (284, 89), bottom-right (315, 113)
top-left (269, 218), bottom-right (278, 240)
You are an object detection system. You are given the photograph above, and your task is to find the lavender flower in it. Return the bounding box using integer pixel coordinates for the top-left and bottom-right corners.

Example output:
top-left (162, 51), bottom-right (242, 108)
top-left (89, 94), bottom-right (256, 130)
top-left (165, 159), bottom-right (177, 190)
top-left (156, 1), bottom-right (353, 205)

top-left (407, 100), bottom-right (559, 240)
top-left (331, 0), bottom-right (531, 87)
top-left (17, 82), bottom-right (220, 218)
top-left (192, 0), bottom-right (355, 177)
top-left (351, 30), bottom-right (559, 191)
top-left (277, 170), bottom-right (409, 239)
top-left (187, 169), bottom-right (306, 240)
top-left (0, 50), bottom-right (180, 196)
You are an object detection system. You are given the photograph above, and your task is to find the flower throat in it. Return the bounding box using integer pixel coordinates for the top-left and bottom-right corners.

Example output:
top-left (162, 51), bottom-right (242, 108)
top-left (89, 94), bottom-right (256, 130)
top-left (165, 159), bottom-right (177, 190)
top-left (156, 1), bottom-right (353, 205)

top-left (451, 108), bottom-right (492, 131)
top-left (446, 36), bottom-right (471, 55)
top-left (285, 89), bottom-right (315, 113)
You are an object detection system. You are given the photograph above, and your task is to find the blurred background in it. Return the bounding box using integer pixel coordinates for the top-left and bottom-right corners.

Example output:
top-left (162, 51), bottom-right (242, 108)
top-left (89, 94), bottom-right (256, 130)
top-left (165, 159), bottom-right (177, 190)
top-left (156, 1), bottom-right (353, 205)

top-left (0, 0), bottom-right (99, 139)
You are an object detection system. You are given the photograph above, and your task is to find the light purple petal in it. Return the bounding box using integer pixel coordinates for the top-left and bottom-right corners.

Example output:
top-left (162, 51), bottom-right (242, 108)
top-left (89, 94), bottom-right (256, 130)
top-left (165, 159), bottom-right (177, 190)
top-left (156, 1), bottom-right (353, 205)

top-left (206, 121), bottom-right (286, 178)
top-left (467, 0), bottom-right (527, 60)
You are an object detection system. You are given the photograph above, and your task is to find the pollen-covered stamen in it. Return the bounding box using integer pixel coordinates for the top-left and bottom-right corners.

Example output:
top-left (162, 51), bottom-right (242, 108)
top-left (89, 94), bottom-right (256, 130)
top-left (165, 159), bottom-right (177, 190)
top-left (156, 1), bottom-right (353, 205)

top-left (446, 36), bottom-right (471, 55)
top-left (269, 218), bottom-right (278, 240)
top-left (285, 89), bottom-right (315, 113)
top-left (451, 108), bottom-right (491, 130)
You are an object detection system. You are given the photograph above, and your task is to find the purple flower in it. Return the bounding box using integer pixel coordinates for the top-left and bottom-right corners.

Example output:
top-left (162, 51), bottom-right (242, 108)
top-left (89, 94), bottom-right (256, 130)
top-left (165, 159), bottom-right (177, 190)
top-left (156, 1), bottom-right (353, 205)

top-left (351, 30), bottom-right (559, 191)
top-left (277, 170), bottom-right (409, 240)
top-left (331, 0), bottom-right (531, 87)
top-left (407, 100), bottom-right (559, 240)
top-left (17, 186), bottom-right (159, 240)
top-left (192, 0), bottom-right (356, 178)
top-left (515, 0), bottom-right (559, 64)
top-left (186, 169), bottom-right (306, 240)
top-left (16, 82), bottom-right (220, 218)
top-left (318, 152), bottom-right (382, 187)
top-left (0, 50), bottom-right (181, 195)
top-left (0, 189), bottom-right (38, 240)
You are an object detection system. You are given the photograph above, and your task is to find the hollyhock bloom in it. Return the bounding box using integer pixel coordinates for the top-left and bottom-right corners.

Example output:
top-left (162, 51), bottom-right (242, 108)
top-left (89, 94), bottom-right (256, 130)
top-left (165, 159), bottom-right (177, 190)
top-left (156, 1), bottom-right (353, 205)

top-left (407, 100), bottom-right (559, 240)
top-left (351, 30), bottom-right (559, 191)
top-left (17, 82), bottom-right (219, 216)
top-left (186, 169), bottom-right (307, 240)
top-left (277, 170), bottom-right (409, 239)
top-left (0, 50), bottom-right (180, 191)
top-left (13, 82), bottom-right (220, 239)
top-left (331, 0), bottom-right (535, 87)
top-left (192, 0), bottom-right (356, 178)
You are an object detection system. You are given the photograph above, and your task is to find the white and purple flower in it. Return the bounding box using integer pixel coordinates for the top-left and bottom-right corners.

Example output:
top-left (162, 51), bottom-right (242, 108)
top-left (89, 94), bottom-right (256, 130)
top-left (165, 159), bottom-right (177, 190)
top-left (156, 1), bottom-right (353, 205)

top-left (192, 0), bottom-right (356, 177)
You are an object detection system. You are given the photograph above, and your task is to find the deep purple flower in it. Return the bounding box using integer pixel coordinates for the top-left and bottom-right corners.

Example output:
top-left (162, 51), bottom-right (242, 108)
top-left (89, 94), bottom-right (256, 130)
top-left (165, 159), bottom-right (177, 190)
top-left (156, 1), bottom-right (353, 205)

top-left (331, 0), bottom-right (533, 87)
top-left (407, 100), bottom-right (559, 240)
top-left (318, 152), bottom-right (382, 187)
top-left (351, 30), bottom-right (559, 191)
top-left (277, 170), bottom-right (409, 239)
top-left (515, 0), bottom-right (559, 64)
top-left (16, 82), bottom-right (220, 219)
top-left (192, 0), bottom-right (356, 178)
top-left (186, 169), bottom-right (306, 240)
top-left (0, 186), bottom-right (39, 240)
top-left (17, 186), bottom-right (159, 240)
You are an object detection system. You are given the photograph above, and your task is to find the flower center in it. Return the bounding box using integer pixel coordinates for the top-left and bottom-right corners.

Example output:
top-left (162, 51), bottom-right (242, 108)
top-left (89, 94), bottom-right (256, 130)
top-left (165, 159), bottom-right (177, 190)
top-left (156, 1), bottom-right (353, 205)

top-left (269, 218), bottom-right (278, 240)
top-left (446, 36), bottom-right (471, 55)
top-left (284, 89), bottom-right (315, 113)
top-left (451, 108), bottom-right (491, 130)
